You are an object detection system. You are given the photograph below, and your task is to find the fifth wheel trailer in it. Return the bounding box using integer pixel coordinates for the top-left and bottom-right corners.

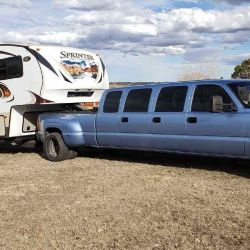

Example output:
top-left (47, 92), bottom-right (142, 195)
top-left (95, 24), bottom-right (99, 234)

top-left (0, 43), bottom-right (109, 144)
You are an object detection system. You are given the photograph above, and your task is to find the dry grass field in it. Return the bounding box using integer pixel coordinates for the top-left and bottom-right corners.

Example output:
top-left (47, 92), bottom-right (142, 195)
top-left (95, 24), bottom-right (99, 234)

top-left (0, 146), bottom-right (249, 249)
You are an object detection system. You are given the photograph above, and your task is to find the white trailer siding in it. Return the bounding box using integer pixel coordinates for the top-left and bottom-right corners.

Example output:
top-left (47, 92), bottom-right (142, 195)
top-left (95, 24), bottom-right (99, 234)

top-left (0, 45), bottom-right (43, 113)
top-left (0, 44), bottom-right (109, 140)
top-left (29, 45), bottom-right (109, 104)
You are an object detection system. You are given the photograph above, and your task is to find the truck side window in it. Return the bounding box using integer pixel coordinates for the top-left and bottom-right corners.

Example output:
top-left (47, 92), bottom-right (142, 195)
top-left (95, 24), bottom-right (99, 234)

top-left (124, 88), bottom-right (152, 112)
top-left (192, 85), bottom-right (233, 112)
top-left (103, 91), bottom-right (122, 113)
top-left (155, 86), bottom-right (188, 112)
top-left (0, 56), bottom-right (23, 80)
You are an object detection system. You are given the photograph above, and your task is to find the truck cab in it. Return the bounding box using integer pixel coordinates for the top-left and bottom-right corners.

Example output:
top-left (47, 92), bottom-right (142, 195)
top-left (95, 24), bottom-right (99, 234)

top-left (38, 80), bottom-right (250, 161)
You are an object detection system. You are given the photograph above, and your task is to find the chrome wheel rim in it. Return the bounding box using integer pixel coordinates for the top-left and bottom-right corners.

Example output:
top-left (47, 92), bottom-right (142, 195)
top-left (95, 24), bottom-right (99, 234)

top-left (48, 139), bottom-right (59, 158)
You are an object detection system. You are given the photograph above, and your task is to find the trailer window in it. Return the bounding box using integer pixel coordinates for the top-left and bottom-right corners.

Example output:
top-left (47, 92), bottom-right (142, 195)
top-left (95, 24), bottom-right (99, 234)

top-left (0, 56), bottom-right (23, 80)
top-left (103, 91), bottom-right (122, 113)
top-left (124, 89), bottom-right (152, 112)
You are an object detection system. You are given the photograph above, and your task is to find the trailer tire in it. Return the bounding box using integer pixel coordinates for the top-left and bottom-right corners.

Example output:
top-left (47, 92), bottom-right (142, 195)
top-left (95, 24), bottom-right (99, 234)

top-left (43, 132), bottom-right (69, 162)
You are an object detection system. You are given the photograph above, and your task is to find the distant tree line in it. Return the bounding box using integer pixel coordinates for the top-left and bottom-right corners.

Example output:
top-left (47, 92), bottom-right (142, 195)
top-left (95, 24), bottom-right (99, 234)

top-left (177, 58), bottom-right (250, 81)
top-left (232, 59), bottom-right (250, 79)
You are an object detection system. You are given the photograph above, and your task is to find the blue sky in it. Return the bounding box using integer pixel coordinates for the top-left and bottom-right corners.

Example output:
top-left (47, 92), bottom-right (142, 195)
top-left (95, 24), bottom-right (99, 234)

top-left (0, 0), bottom-right (250, 82)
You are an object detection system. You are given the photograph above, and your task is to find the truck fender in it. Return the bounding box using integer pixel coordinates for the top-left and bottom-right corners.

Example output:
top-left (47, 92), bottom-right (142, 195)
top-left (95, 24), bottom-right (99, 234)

top-left (44, 121), bottom-right (85, 148)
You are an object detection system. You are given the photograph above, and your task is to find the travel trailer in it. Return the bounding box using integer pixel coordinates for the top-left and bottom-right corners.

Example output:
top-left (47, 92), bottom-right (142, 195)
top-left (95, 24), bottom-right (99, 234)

top-left (0, 43), bottom-right (109, 144)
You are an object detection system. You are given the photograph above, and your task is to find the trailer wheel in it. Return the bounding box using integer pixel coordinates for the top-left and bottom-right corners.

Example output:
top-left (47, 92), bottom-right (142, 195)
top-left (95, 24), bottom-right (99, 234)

top-left (43, 132), bottom-right (69, 162)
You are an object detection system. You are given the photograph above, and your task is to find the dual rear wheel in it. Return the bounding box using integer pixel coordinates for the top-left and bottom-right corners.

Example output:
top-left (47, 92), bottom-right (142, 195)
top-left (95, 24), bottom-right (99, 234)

top-left (43, 132), bottom-right (78, 162)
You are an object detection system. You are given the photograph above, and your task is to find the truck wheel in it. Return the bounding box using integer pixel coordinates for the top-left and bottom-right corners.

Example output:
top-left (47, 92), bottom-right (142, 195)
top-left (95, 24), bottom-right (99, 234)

top-left (68, 149), bottom-right (78, 159)
top-left (43, 132), bottom-right (69, 162)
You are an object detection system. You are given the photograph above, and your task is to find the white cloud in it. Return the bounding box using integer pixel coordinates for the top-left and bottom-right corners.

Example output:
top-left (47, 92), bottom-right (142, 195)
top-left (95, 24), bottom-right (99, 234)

top-left (223, 31), bottom-right (250, 44)
top-left (58, 4), bottom-right (250, 56)
top-left (154, 7), bottom-right (250, 34)
top-left (223, 53), bottom-right (250, 65)
top-left (1, 0), bottom-right (249, 81)
top-left (54, 0), bottom-right (130, 11)
top-left (3, 31), bottom-right (82, 46)
top-left (215, 0), bottom-right (250, 5)
top-left (0, 0), bottom-right (32, 8)
top-left (184, 47), bottom-right (222, 63)
top-left (135, 0), bottom-right (200, 10)
top-left (1, 0), bottom-right (250, 58)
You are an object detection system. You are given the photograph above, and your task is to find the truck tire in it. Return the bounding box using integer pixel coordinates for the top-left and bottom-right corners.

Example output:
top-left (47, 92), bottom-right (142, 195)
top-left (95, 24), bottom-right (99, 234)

top-left (43, 132), bottom-right (69, 162)
top-left (68, 149), bottom-right (78, 159)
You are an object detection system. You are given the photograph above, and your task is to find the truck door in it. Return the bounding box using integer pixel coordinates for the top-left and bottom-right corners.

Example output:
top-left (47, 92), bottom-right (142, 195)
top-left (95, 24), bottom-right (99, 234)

top-left (96, 90), bottom-right (122, 147)
top-left (150, 86), bottom-right (189, 152)
top-left (186, 84), bottom-right (246, 156)
top-left (119, 88), bottom-right (152, 149)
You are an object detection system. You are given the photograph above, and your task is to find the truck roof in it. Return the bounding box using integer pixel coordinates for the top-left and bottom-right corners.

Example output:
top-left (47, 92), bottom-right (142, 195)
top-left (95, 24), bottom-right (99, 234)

top-left (110, 79), bottom-right (250, 91)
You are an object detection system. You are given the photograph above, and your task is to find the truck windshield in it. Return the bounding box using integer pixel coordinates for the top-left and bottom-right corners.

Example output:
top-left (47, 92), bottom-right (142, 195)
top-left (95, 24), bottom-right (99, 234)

top-left (228, 83), bottom-right (250, 108)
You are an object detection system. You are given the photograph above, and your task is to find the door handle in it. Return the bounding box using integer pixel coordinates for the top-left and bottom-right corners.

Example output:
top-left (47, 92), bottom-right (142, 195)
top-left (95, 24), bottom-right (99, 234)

top-left (187, 117), bottom-right (197, 124)
top-left (121, 117), bottom-right (128, 123)
top-left (152, 117), bottom-right (161, 123)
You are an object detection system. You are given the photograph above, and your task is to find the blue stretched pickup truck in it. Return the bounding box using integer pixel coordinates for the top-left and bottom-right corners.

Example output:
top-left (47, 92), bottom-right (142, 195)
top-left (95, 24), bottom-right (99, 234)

top-left (38, 80), bottom-right (250, 162)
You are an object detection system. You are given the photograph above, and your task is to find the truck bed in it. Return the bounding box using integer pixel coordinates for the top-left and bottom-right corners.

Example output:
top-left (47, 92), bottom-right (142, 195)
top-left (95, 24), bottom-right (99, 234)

top-left (38, 109), bottom-right (98, 148)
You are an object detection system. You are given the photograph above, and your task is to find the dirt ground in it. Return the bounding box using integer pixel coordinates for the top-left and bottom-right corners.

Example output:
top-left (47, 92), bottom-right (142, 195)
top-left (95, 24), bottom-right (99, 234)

top-left (0, 146), bottom-right (249, 250)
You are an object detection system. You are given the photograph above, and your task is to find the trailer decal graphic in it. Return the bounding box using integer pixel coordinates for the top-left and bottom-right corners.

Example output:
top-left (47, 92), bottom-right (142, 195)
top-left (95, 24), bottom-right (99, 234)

top-left (0, 83), bottom-right (14, 102)
top-left (29, 91), bottom-right (53, 104)
top-left (60, 71), bottom-right (72, 83)
top-left (30, 49), bottom-right (59, 77)
top-left (61, 59), bottom-right (98, 80)
top-left (0, 51), bottom-right (16, 57)
top-left (60, 51), bottom-right (98, 80)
